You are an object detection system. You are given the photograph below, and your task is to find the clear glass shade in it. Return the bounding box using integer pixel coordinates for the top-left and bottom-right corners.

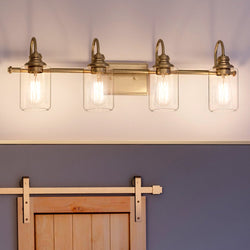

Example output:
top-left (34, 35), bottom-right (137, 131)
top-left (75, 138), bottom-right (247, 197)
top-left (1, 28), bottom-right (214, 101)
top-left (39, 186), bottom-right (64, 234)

top-left (83, 72), bottom-right (114, 111)
top-left (149, 69), bottom-right (179, 111)
top-left (20, 67), bottom-right (51, 111)
top-left (208, 69), bottom-right (239, 111)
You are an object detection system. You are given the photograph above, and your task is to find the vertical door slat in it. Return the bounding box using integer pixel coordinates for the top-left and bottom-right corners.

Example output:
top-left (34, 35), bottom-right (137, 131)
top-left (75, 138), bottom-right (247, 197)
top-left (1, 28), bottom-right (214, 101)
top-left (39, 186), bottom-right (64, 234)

top-left (92, 214), bottom-right (110, 250)
top-left (35, 215), bottom-right (54, 250)
top-left (111, 214), bottom-right (129, 250)
top-left (73, 214), bottom-right (91, 250)
top-left (54, 214), bottom-right (73, 250)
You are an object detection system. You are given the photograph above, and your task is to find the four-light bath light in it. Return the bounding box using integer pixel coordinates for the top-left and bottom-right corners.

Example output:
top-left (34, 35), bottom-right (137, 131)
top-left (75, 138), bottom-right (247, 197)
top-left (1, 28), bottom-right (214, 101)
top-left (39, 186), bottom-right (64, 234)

top-left (8, 37), bottom-right (239, 112)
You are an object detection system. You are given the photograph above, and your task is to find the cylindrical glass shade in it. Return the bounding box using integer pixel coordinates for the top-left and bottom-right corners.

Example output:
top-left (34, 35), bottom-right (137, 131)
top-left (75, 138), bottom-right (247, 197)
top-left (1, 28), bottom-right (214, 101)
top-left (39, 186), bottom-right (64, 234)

top-left (149, 68), bottom-right (179, 111)
top-left (208, 68), bottom-right (239, 111)
top-left (20, 66), bottom-right (51, 111)
top-left (83, 71), bottom-right (114, 111)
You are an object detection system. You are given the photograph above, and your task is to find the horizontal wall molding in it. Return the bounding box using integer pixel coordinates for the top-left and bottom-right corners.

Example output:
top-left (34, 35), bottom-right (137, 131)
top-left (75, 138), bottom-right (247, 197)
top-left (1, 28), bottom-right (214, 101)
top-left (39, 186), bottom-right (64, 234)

top-left (0, 140), bottom-right (249, 145)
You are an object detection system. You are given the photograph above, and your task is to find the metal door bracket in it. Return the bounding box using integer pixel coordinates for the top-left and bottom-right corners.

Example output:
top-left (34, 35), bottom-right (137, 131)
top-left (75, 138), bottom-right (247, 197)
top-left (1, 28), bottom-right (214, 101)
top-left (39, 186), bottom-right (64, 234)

top-left (0, 176), bottom-right (163, 223)
top-left (22, 177), bottom-right (30, 223)
top-left (134, 176), bottom-right (142, 222)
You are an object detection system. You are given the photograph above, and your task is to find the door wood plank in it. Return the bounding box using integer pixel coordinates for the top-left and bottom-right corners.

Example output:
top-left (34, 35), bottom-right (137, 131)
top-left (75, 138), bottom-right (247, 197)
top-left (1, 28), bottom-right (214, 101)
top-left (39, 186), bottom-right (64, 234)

top-left (35, 214), bottom-right (54, 250)
top-left (111, 213), bottom-right (129, 250)
top-left (54, 214), bottom-right (73, 250)
top-left (32, 196), bottom-right (130, 213)
top-left (73, 214), bottom-right (91, 250)
top-left (92, 214), bottom-right (110, 250)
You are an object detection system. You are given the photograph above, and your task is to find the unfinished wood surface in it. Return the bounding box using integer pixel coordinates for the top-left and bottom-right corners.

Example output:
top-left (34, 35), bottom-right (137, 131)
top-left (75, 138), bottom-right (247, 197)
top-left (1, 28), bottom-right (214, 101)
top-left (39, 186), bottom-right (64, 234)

top-left (54, 214), bottom-right (73, 250)
top-left (111, 213), bottom-right (130, 250)
top-left (73, 214), bottom-right (91, 250)
top-left (92, 214), bottom-right (111, 250)
top-left (35, 214), bottom-right (54, 250)
top-left (32, 196), bottom-right (130, 213)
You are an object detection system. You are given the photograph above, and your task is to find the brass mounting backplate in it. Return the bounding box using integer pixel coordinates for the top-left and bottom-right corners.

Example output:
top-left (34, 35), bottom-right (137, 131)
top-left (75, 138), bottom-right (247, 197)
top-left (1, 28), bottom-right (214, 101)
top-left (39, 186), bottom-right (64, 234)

top-left (109, 62), bottom-right (148, 95)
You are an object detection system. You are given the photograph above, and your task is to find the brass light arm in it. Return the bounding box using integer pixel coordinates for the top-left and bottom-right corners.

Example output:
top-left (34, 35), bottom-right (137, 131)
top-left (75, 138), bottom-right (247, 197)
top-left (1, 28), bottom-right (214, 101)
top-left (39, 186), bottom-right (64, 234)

top-left (214, 40), bottom-right (225, 67)
top-left (88, 38), bottom-right (108, 73)
top-left (25, 37), bottom-right (46, 74)
top-left (8, 67), bottom-right (26, 73)
top-left (30, 37), bottom-right (38, 56)
top-left (213, 39), bottom-right (235, 76)
top-left (153, 39), bottom-right (173, 75)
top-left (112, 69), bottom-right (155, 74)
top-left (48, 68), bottom-right (91, 73)
top-left (91, 38), bottom-right (100, 59)
top-left (175, 70), bottom-right (216, 75)
top-left (112, 69), bottom-right (216, 75)
top-left (8, 67), bottom-right (91, 74)
top-left (155, 39), bottom-right (165, 65)
top-left (8, 66), bottom-right (217, 75)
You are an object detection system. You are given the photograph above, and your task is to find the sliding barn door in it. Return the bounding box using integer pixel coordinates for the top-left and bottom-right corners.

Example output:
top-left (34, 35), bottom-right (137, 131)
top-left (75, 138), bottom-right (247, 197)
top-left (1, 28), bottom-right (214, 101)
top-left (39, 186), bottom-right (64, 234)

top-left (18, 197), bottom-right (146, 250)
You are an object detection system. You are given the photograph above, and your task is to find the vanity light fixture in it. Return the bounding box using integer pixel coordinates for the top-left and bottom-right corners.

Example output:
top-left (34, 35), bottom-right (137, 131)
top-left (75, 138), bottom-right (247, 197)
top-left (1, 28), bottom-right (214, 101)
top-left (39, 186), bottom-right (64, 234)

top-left (8, 37), bottom-right (239, 112)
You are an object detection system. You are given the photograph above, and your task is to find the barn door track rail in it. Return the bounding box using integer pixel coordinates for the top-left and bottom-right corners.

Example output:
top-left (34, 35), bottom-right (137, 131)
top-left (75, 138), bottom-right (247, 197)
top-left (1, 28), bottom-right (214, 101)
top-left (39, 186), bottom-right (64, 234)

top-left (0, 176), bottom-right (163, 223)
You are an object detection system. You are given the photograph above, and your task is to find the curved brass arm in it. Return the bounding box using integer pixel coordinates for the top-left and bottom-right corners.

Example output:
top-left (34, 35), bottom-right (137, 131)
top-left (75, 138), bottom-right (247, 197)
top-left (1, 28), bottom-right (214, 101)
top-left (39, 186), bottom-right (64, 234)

top-left (30, 37), bottom-right (38, 56)
top-left (154, 39), bottom-right (173, 74)
top-left (214, 40), bottom-right (225, 67)
top-left (155, 39), bottom-right (165, 65)
top-left (91, 38), bottom-right (100, 60)
top-left (88, 38), bottom-right (108, 73)
top-left (213, 40), bottom-right (235, 75)
top-left (25, 37), bottom-right (46, 73)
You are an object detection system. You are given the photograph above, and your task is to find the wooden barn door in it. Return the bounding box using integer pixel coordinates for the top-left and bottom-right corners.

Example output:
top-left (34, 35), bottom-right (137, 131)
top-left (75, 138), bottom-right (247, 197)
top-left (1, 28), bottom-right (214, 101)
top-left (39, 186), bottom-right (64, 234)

top-left (18, 196), bottom-right (146, 250)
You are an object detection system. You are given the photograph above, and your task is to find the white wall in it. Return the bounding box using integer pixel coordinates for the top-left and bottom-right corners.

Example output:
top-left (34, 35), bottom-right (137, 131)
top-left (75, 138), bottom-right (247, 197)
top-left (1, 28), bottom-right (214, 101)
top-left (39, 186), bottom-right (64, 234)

top-left (0, 0), bottom-right (249, 142)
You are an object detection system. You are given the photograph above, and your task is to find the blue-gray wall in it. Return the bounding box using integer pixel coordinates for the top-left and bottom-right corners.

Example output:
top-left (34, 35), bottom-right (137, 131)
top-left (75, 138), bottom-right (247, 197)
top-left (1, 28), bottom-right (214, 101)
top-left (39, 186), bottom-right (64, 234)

top-left (0, 145), bottom-right (249, 250)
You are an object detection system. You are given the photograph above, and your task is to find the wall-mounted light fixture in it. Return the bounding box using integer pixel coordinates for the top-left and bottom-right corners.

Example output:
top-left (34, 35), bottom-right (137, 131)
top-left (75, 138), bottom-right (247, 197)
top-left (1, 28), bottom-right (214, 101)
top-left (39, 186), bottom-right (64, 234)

top-left (149, 39), bottom-right (179, 111)
top-left (8, 37), bottom-right (239, 112)
top-left (208, 41), bottom-right (238, 111)
top-left (83, 38), bottom-right (114, 111)
top-left (18, 38), bottom-right (51, 111)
